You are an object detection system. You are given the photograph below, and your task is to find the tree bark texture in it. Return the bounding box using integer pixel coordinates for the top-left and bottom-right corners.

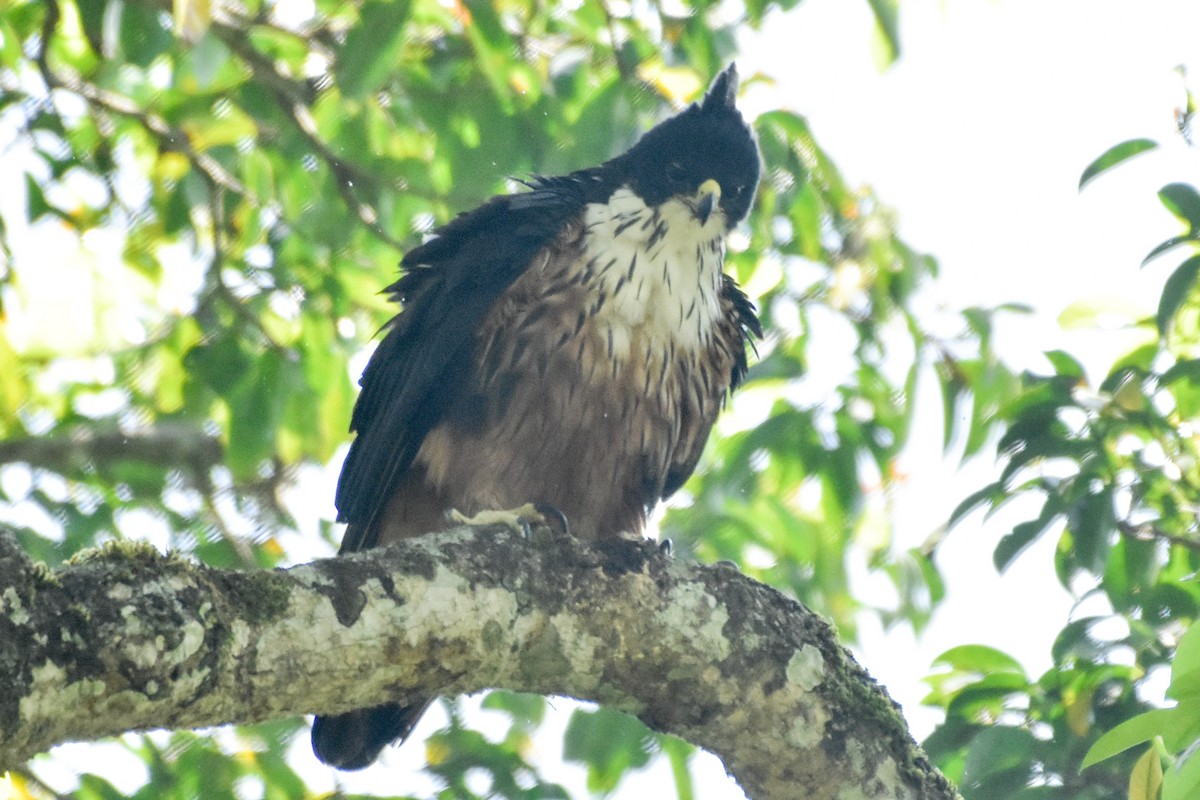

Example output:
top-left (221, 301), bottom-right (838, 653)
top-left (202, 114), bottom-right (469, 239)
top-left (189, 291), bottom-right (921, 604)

top-left (0, 526), bottom-right (959, 800)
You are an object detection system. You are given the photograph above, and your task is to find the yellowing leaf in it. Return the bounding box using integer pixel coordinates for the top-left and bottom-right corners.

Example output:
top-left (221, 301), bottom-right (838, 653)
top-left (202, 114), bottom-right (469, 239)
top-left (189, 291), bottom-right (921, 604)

top-left (0, 331), bottom-right (29, 433)
top-left (181, 109), bottom-right (257, 151)
top-left (1065, 685), bottom-right (1093, 737)
top-left (1058, 296), bottom-right (1147, 330)
top-left (1, 771), bottom-right (36, 800)
top-left (174, 0), bottom-right (212, 43)
top-left (154, 151), bottom-right (191, 182)
top-left (450, 0), bottom-right (472, 27)
top-left (1112, 375), bottom-right (1147, 412)
top-left (636, 62), bottom-right (703, 104)
top-left (1130, 744), bottom-right (1163, 800)
top-left (426, 737), bottom-right (450, 765)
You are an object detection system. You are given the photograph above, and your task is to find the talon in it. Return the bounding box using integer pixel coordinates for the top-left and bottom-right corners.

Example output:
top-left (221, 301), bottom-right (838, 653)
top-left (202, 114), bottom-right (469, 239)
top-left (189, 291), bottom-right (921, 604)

top-left (659, 538), bottom-right (673, 556)
top-left (533, 502), bottom-right (570, 537)
top-left (448, 503), bottom-right (546, 537)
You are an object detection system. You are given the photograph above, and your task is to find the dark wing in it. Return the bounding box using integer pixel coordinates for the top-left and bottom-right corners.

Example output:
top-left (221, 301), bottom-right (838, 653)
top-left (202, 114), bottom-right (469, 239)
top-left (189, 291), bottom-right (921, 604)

top-left (334, 177), bottom-right (594, 552)
top-left (660, 274), bottom-right (761, 500)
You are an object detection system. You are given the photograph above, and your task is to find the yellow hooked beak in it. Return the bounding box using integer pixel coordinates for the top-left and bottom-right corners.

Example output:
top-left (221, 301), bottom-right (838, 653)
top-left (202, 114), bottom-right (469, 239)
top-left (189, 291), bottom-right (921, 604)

top-left (695, 178), bottom-right (721, 225)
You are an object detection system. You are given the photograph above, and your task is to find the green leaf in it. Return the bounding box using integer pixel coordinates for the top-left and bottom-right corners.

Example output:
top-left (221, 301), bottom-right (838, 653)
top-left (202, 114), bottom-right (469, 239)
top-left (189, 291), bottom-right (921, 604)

top-left (1067, 486), bottom-right (1117, 574)
top-left (995, 512), bottom-right (1057, 573)
top-left (1143, 234), bottom-right (1199, 266)
top-left (76, 0), bottom-right (108, 57)
top-left (865, 0), bottom-right (901, 66)
top-left (563, 708), bottom-right (655, 794)
top-left (180, 30), bottom-right (233, 90)
top-left (0, 16), bottom-right (24, 69)
top-left (118, 1), bottom-right (174, 67)
top-left (932, 644), bottom-right (1026, 676)
top-left (76, 772), bottom-right (128, 800)
top-left (1158, 358), bottom-right (1200, 386)
top-left (1168, 621), bottom-right (1200, 702)
top-left (1156, 255), bottom-right (1200, 336)
top-left (1083, 710), bottom-right (1174, 768)
top-left (1159, 183), bottom-right (1200, 231)
top-left (1161, 699), bottom-right (1200, 752)
top-left (945, 672), bottom-right (1031, 720)
top-left (481, 690), bottom-right (547, 727)
top-left (960, 726), bottom-right (1035, 786)
top-left (660, 735), bottom-right (695, 800)
top-left (1105, 344), bottom-right (1160, 385)
top-left (184, 336), bottom-right (251, 397)
top-left (1079, 138), bottom-right (1159, 190)
top-left (1044, 349), bottom-right (1086, 379)
top-left (24, 173), bottom-right (52, 221)
top-left (1053, 616), bottom-right (1125, 663)
top-left (1165, 747), bottom-right (1200, 800)
top-left (335, 0), bottom-right (413, 99)
top-left (789, 182), bottom-right (825, 260)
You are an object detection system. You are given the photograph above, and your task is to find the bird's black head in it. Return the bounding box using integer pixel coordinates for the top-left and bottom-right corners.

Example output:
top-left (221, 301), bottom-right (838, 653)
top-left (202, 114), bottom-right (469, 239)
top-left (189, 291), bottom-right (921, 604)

top-left (614, 64), bottom-right (760, 229)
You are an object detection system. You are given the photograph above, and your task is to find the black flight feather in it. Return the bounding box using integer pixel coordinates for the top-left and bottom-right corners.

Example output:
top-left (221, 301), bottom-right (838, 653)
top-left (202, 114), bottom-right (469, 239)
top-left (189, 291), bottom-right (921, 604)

top-left (333, 178), bottom-right (607, 551)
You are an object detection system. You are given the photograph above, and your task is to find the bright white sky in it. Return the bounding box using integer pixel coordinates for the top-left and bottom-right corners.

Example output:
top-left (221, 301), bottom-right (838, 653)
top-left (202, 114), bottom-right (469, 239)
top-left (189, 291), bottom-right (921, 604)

top-left (16, 0), bottom-right (1200, 798)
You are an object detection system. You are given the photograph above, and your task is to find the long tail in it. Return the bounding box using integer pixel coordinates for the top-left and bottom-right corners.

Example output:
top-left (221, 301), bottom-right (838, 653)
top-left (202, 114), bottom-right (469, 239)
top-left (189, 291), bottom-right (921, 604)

top-left (311, 699), bottom-right (433, 770)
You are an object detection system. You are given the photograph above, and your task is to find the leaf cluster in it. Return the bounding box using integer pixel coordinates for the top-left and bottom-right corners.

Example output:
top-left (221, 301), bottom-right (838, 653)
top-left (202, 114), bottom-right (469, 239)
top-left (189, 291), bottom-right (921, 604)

top-left (929, 89), bottom-right (1200, 800)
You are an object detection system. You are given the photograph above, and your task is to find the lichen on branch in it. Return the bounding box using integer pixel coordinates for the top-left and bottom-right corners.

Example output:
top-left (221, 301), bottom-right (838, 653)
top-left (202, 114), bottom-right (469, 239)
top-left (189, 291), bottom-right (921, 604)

top-left (0, 527), bottom-right (958, 800)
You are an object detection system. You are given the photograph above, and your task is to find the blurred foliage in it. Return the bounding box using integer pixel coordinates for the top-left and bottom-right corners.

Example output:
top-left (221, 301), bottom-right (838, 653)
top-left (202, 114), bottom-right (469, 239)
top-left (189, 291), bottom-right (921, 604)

top-left (932, 87), bottom-right (1200, 799)
top-left (0, 0), bottom-right (963, 794)
top-left (2, 0), bottom-right (1195, 798)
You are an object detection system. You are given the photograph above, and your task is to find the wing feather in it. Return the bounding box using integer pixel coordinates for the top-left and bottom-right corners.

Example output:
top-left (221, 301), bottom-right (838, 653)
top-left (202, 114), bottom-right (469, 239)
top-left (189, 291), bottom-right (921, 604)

top-left (334, 179), bottom-right (594, 552)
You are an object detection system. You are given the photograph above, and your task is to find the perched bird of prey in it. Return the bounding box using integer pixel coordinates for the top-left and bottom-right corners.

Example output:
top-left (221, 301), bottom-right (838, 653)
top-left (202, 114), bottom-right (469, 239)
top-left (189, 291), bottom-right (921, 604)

top-left (312, 63), bottom-right (762, 770)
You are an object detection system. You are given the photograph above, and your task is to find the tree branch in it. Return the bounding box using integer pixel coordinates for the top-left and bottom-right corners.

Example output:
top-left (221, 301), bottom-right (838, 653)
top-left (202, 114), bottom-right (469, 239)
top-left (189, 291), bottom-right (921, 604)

top-left (0, 526), bottom-right (958, 800)
top-left (37, 0), bottom-right (247, 199)
top-left (0, 424), bottom-right (222, 475)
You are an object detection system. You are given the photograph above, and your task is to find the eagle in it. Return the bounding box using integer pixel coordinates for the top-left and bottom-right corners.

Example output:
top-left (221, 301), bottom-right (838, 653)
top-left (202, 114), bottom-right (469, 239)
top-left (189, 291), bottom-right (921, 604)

top-left (312, 64), bottom-right (762, 770)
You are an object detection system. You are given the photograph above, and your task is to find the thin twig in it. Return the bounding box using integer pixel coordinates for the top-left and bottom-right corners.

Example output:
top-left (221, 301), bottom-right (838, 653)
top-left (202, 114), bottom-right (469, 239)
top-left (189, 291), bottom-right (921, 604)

top-left (205, 17), bottom-right (407, 251)
top-left (10, 766), bottom-right (70, 800)
top-left (595, 0), bottom-right (633, 82)
top-left (37, 0), bottom-right (247, 198)
top-left (0, 425), bottom-right (223, 475)
top-left (1116, 520), bottom-right (1200, 553)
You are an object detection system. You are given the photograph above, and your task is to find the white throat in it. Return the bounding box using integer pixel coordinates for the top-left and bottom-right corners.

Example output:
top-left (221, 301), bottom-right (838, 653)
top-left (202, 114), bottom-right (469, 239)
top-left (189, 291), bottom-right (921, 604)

top-left (581, 187), bottom-right (726, 356)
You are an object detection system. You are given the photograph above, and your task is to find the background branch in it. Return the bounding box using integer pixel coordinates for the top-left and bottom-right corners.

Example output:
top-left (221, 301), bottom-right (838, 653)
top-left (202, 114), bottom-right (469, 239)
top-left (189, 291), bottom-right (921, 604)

top-left (0, 425), bottom-right (222, 475)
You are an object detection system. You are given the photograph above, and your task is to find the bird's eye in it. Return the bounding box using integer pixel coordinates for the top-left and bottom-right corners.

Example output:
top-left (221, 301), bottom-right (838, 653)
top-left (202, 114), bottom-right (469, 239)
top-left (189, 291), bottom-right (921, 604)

top-left (666, 162), bottom-right (686, 184)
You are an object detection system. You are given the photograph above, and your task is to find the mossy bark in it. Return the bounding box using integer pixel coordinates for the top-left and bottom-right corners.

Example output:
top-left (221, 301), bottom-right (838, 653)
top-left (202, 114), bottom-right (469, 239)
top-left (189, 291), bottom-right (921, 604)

top-left (0, 527), bottom-right (959, 800)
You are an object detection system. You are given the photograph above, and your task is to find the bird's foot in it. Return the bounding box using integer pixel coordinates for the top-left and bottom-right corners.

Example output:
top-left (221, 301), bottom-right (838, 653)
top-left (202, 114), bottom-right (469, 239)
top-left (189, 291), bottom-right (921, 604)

top-left (659, 538), bottom-right (673, 556)
top-left (532, 503), bottom-right (570, 537)
top-left (448, 503), bottom-right (546, 538)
